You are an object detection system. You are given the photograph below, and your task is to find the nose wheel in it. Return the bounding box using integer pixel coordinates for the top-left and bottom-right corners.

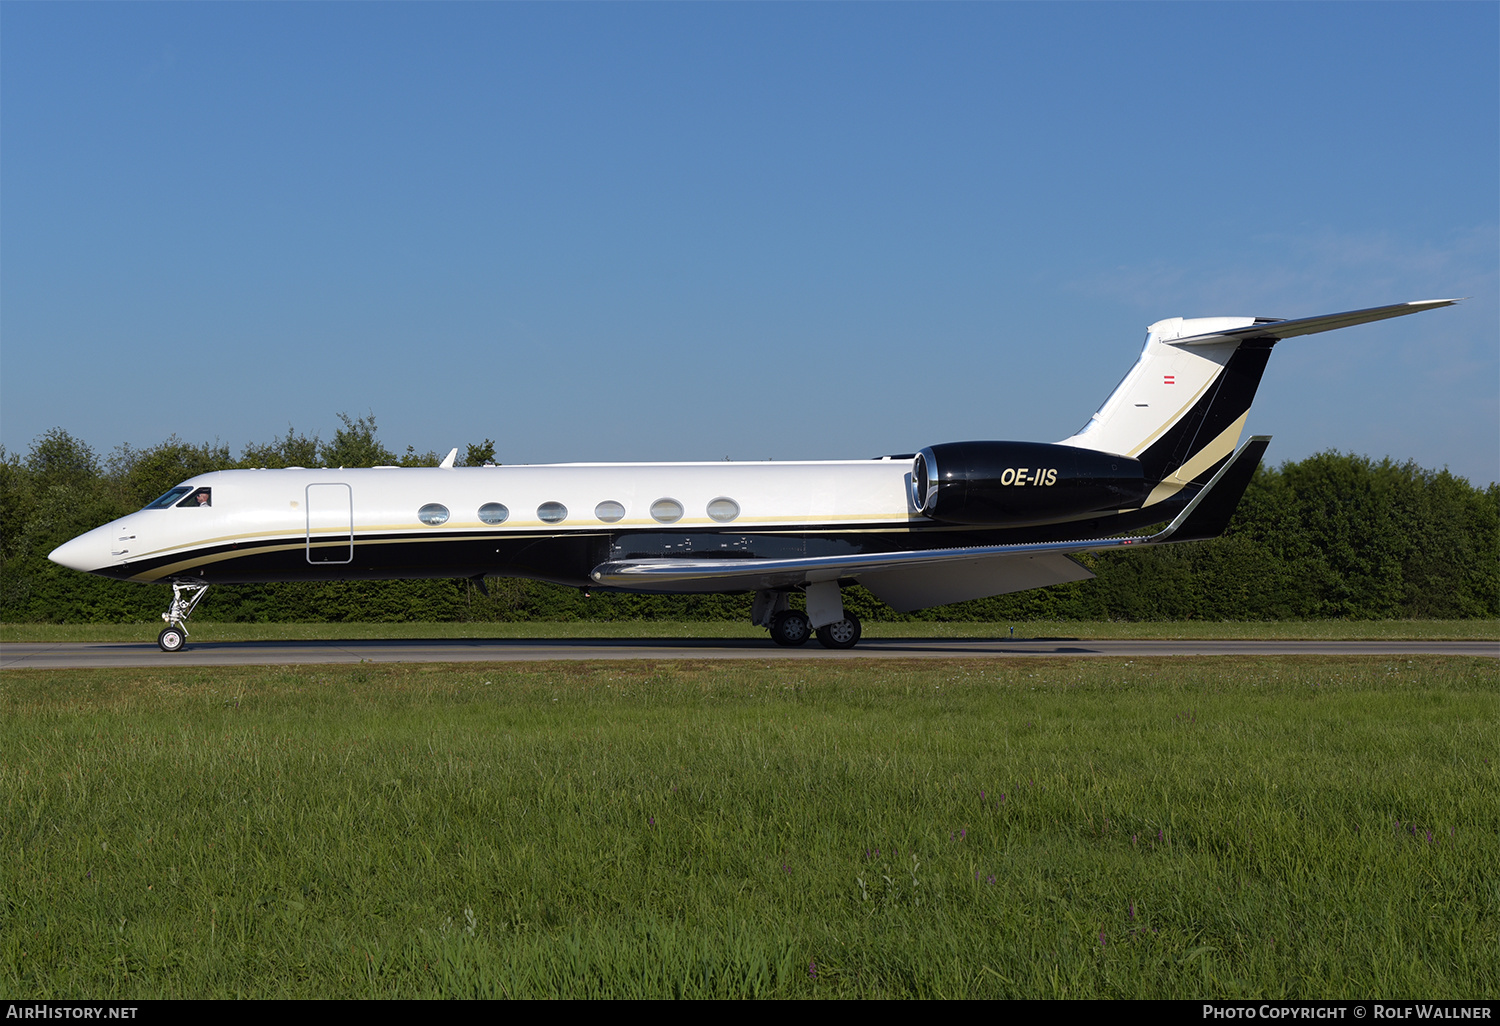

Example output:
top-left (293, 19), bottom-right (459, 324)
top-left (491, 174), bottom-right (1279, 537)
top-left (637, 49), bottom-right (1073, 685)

top-left (157, 582), bottom-right (208, 652)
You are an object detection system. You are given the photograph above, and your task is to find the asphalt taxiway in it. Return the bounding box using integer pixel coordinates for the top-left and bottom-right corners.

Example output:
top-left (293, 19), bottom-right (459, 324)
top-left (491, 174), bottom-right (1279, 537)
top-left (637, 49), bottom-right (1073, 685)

top-left (3, 637), bottom-right (1496, 669)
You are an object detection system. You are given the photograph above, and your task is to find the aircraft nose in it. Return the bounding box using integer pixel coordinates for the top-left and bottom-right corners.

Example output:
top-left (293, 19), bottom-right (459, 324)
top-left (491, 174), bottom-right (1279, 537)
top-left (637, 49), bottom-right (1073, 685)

top-left (49, 526), bottom-right (111, 573)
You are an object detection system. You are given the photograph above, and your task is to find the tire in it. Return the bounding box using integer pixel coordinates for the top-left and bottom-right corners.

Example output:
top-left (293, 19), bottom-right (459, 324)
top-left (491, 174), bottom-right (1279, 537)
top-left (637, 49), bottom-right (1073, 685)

top-left (769, 610), bottom-right (812, 647)
top-left (816, 614), bottom-right (862, 649)
top-left (158, 626), bottom-right (186, 653)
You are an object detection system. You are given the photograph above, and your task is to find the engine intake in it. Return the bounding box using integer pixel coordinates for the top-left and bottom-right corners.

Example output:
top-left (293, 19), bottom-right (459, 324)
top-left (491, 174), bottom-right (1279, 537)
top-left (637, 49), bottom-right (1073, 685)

top-left (912, 441), bottom-right (1147, 525)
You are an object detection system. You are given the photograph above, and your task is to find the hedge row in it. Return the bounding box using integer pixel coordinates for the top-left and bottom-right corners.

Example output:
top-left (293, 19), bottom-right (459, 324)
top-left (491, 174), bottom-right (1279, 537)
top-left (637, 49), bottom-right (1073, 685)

top-left (3, 421), bottom-right (1495, 623)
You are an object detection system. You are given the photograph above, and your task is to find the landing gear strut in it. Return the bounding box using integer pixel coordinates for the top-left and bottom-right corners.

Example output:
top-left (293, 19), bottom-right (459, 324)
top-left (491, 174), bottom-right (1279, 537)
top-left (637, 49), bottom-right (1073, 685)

top-left (158, 582), bottom-right (209, 652)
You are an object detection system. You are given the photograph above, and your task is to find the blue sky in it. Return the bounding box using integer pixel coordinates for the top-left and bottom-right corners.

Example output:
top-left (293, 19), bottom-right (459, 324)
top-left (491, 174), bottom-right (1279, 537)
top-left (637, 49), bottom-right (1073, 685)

top-left (3, 3), bottom-right (1496, 484)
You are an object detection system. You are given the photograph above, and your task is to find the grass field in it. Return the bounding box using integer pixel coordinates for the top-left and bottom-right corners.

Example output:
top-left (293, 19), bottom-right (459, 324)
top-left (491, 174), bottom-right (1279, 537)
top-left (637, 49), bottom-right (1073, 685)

top-left (2, 656), bottom-right (1496, 998)
top-left (3, 618), bottom-right (1497, 644)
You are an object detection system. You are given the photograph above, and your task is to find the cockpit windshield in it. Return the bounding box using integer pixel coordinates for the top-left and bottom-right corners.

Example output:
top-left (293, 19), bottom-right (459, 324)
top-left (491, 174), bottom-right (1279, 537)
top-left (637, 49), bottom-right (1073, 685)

top-left (143, 486), bottom-right (193, 510)
top-left (141, 486), bottom-right (212, 510)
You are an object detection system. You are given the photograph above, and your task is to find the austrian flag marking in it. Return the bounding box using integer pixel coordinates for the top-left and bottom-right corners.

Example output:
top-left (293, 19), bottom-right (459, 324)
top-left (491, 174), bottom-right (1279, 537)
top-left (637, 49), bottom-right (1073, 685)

top-left (1163, 375), bottom-right (1175, 385)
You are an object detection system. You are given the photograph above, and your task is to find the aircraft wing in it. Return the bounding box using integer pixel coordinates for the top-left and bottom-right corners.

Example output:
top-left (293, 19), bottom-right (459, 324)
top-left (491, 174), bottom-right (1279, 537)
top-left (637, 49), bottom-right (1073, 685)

top-left (1170, 299), bottom-right (1462, 346)
top-left (590, 437), bottom-right (1270, 611)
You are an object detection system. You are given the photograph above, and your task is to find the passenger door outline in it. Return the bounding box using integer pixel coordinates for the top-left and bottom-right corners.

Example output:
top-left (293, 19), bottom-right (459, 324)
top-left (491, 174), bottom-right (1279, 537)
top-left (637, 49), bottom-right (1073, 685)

top-left (306, 483), bottom-right (353, 564)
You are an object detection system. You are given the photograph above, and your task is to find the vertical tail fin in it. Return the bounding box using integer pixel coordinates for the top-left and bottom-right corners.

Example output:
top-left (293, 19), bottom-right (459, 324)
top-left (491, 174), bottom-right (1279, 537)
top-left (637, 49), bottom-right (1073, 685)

top-left (1057, 300), bottom-right (1460, 506)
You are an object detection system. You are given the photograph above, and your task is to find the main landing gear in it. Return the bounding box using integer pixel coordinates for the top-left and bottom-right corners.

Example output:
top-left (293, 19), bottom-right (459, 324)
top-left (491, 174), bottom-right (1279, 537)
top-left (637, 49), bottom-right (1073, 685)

top-left (753, 584), bottom-right (863, 649)
top-left (158, 582), bottom-right (209, 652)
top-left (816, 614), bottom-right (862, 650)
top-left (769, 609), bottom-right (812, 646)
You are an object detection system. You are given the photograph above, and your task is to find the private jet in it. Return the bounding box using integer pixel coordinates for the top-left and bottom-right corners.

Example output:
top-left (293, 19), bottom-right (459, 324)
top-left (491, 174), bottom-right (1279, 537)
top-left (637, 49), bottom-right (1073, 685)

top-left (48, 299), bottom-right (1459, 651)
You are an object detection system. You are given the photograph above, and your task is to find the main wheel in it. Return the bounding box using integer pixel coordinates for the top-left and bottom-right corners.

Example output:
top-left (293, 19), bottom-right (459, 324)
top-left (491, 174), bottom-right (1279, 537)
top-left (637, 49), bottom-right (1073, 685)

top-left (816, 614), bottom-right (862, 649)
top-left (769, 610), bottom-right (812, 647)
top-left (158, 626), bottom-right (186, 653)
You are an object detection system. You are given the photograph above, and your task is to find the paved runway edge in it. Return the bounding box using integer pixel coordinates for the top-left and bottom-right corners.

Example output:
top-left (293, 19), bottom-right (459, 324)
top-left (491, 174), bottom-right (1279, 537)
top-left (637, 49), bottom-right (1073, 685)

top-left (4, 638), bottom-right (1497, 669)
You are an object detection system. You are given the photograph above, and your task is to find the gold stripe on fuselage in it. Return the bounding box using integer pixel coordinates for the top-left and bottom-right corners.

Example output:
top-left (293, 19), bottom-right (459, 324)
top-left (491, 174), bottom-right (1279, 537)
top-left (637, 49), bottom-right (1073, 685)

top-left (127, 518), bottom-right (932, 582)
top-left (124, 511), bottom-right (921, 568)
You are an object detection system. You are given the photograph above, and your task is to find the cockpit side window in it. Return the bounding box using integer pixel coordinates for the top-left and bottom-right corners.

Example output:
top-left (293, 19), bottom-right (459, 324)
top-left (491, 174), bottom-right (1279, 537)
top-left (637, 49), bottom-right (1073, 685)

top-left (143, 486), bottom-right (193, 510)
top-left (176, 488), bottom-right (212, 508)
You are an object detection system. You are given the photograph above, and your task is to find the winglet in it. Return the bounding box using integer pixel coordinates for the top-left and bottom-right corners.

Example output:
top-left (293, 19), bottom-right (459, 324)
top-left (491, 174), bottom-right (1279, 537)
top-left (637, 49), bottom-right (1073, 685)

top-left (1149, 435), bottom-right (1270, 544)
top-left (440, 448), bottom-right (459, 469)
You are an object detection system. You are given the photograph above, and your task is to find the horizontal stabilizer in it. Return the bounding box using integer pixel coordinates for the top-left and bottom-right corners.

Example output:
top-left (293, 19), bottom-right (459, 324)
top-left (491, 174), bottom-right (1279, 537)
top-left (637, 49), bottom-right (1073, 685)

top-left (1170, 299), bottom-right (1462, 346)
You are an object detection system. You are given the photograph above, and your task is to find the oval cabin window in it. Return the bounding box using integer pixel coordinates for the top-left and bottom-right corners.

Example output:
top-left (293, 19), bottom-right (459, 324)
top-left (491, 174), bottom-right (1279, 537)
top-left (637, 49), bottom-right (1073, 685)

top-left (478, 502), bottom-right (509, 525)
top-left (537, 501), bottom-right (568, 524)
top-left (650, 498), bottom-right (684, 524)
top-left (595, 500), bottom-right (626, 523)
top-left (707, 497), bottom-right (740, 523)
top-left (418, 503), bottom-right (450, 526)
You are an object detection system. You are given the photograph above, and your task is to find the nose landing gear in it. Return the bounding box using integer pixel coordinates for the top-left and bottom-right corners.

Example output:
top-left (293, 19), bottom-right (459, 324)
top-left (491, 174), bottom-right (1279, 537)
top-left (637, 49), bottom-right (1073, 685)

top-left (158, 582), bottom-right (209, 652)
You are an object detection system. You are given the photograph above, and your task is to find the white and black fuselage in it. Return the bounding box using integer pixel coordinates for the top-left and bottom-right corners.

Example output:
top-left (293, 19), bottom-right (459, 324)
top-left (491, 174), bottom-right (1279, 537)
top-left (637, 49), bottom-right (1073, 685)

top-left (47, 300), bottom-right (1459, 649)
top-left (52, 453), bottom-right (1185, 590)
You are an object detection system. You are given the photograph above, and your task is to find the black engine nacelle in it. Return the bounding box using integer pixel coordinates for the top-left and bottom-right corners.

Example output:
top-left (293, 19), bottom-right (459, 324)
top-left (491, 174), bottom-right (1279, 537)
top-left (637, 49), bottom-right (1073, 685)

top-left (911, 440), bottom-right (1148, 525)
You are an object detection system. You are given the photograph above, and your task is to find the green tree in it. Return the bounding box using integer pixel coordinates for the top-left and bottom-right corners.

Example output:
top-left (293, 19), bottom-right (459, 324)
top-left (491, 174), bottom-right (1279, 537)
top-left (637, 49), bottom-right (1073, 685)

top-left (26, 428), bottom-right (99, 485)
top-left (398, 445), bottom-right (441, 468)
top-left (319, 413), bottom-right (396, 468)
top-left (463, 439), bottom-right (497, 467)
top-left (240, 426), bottom-right (321, 469)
